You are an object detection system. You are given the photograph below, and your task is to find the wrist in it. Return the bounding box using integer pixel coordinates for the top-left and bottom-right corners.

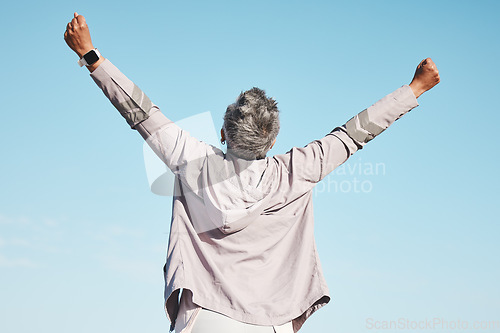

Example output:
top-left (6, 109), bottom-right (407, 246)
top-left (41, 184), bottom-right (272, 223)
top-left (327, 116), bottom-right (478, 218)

top-left (76, 45), bottom-right (95, 58)
top-left (77, 48), bottom-right (102, 69)
top-left (409, 82), bottom-right (424, 98)
top-left (86, 57), bottom-right (105, 73)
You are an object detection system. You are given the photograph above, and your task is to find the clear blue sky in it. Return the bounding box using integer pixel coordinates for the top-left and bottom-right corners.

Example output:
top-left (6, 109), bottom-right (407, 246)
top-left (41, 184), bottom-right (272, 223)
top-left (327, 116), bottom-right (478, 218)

top-left (1, 1), bottom-right (499, 332)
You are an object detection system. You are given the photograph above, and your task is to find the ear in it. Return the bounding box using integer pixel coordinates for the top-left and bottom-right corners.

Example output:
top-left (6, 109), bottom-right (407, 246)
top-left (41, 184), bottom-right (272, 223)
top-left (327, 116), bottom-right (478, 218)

top-left (220, 128), bottom-right (225, 141)
top-left (270, 138), bottom-right (277, 149)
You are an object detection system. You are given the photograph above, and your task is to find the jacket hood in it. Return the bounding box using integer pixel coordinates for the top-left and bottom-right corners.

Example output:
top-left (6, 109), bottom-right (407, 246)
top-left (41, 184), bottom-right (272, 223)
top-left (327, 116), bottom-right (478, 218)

top-left (200, 150), bottom-right (274, 234)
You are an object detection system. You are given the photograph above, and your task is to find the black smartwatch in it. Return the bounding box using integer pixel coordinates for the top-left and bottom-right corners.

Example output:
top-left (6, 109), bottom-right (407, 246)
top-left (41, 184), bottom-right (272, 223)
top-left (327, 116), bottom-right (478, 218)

top-left (78, 48), bottom-right (101, 67)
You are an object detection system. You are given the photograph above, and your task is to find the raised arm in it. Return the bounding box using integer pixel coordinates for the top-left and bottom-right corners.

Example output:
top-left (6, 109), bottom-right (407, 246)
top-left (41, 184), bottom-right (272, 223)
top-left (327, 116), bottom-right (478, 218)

top-left (274, 58), bottom-right (440, 187)
top-left (332, 57), bottom-right (440, 157)
top-left (64, 13), bottom-right (216, 192)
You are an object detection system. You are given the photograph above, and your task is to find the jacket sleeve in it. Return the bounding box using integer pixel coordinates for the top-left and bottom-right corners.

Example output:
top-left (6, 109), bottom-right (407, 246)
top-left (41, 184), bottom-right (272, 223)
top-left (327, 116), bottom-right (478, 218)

top-left (89, 59), bottom-right (215, 186)
top-left (273, 85), bottom-right (419, 186)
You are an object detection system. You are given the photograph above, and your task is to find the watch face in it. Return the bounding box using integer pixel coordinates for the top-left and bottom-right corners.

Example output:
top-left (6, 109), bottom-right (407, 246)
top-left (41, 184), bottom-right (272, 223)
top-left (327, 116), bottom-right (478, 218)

top-left (84, 50), bottom-right (99, 65)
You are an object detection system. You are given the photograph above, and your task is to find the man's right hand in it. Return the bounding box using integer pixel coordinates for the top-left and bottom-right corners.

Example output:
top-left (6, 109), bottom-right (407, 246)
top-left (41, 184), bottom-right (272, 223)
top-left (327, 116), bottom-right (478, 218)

top-left (64, 12), bottom-right (104, 72)
top-left (64, 12), bottom-right (95, 58)
top-left (409, 58), bottom-right (440, 98)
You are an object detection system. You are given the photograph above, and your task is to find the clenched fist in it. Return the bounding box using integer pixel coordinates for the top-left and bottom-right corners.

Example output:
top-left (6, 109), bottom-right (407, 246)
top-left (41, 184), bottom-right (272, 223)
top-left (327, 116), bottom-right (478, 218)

top-left (409, 58), bottom-right (440, 98)
top-left (64, 12), bottom-right (104, 72)
top-left (64, 12), bottom-right (95, 57)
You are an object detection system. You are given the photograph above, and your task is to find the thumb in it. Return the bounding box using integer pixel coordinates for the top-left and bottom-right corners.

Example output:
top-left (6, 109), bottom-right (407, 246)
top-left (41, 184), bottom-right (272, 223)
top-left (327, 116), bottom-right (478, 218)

top-left (76, 13), bottom-right (86, 25)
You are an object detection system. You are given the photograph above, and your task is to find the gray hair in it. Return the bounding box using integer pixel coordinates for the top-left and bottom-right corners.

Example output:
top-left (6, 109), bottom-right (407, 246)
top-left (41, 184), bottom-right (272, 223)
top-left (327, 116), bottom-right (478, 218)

top-left (223, 87), bottom-right (280, 160)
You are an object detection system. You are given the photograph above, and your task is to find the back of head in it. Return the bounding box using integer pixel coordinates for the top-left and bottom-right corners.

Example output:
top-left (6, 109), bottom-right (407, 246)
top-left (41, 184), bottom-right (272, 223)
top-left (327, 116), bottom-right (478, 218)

top-left (223, 87), bottom-right (280, 160)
